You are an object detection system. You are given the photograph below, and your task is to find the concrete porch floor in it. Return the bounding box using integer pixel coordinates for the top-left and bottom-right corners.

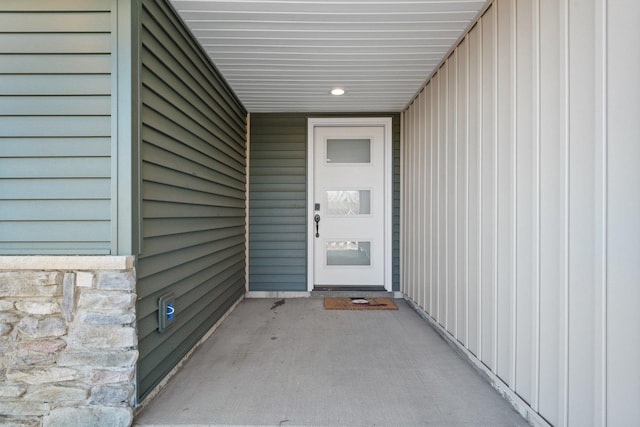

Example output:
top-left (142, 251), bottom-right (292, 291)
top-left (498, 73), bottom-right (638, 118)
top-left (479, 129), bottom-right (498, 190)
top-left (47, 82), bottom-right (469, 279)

top-left (134, 298), bottom-right (528, 427)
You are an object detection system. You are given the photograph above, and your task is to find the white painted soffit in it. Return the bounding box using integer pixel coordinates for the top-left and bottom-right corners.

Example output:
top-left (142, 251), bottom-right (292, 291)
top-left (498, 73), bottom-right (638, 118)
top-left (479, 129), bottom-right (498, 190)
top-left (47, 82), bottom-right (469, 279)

top-left (169, 0), bottom-right (488, 113)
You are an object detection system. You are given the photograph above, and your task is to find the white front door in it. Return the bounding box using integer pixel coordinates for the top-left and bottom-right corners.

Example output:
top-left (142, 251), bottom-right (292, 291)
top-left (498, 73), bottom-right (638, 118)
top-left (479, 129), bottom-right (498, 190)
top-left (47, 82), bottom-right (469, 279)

top-left (308, 119), bottom-right (391, 290)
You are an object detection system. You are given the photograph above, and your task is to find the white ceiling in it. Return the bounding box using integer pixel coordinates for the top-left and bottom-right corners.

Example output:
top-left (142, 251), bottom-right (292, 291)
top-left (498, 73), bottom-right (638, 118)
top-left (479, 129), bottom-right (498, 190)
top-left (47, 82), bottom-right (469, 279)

top-left (170, 0), bottom-right (488, 112)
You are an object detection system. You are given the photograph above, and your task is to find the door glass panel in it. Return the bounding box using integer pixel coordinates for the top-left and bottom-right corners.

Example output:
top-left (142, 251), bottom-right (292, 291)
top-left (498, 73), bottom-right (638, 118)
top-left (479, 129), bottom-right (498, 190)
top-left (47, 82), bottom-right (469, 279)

top-left (326, 190), bottom-right (371, 215)
top-left (326, 139), bottom-right (370, 163)
top-left (326, 241), bottom-right (371, 266)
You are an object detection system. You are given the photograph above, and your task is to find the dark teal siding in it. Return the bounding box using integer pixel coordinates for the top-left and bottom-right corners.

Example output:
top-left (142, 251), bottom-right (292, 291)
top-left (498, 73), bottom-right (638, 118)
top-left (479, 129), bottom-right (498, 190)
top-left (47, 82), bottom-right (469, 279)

top-left (0, 0), bottom-right (114, 254)
top-left (393, 131), bottom-right (401, 290)
top-left (249, 113), bottom-right (400, 292)
top-left (249, 115), bottom-right (307, 291)
top-left (136, 0), bottom-right (247, 401)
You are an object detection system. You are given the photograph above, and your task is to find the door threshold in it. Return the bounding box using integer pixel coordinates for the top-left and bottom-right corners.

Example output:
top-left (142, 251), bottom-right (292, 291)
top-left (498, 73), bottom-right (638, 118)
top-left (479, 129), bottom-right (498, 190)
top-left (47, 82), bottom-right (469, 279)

top-left (313, 286), bottom-right (386, 292)
top-left (311, 286), bottom-right (393, 299)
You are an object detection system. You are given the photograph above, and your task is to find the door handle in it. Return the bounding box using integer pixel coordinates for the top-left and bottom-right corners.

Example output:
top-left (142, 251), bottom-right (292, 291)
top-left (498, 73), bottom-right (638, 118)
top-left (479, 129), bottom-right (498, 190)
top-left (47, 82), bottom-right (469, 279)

top-left (314, 214), bottom-right (321, 238)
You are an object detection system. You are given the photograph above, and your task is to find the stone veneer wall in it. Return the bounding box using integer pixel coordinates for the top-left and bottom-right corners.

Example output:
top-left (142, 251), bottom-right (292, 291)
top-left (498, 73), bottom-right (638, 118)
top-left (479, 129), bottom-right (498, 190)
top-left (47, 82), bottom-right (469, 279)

top-left (0, 257), bottom-right (138, 427)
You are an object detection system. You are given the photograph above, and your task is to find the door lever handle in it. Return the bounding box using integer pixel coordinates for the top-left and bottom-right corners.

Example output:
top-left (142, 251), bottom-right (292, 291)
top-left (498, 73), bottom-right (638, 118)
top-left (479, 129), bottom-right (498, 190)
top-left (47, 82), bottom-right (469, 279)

top-left (314, 214), bottom-right (321, 238)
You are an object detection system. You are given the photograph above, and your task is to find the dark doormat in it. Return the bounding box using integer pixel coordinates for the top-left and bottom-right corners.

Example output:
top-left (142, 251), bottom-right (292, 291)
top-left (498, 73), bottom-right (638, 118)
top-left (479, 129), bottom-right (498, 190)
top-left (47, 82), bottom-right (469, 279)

top-left (324, 297), bottom-right (397, 310)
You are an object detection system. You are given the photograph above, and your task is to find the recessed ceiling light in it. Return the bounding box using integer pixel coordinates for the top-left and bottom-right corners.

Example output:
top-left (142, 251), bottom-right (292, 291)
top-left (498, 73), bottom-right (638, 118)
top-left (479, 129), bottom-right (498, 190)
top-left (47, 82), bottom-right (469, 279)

top-left (330, 88), bottom-right (345, 96)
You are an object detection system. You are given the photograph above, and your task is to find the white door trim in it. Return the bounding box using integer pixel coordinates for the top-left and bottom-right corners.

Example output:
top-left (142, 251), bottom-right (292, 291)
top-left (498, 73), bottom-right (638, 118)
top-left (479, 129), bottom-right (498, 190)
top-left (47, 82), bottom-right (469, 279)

top-left (307, 117), bottom-right (393, 292)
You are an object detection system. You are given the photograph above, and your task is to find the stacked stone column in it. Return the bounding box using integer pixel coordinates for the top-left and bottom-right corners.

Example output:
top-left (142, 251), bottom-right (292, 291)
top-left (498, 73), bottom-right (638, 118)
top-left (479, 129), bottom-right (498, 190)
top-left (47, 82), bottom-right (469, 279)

top-left (0, 257), bottom-right (138, 427)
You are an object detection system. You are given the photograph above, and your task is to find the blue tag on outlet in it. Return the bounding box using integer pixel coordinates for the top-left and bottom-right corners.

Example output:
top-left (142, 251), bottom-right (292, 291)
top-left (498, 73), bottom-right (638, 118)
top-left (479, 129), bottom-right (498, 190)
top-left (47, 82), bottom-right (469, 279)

top-left (158, 293), bottom-right (176, 333)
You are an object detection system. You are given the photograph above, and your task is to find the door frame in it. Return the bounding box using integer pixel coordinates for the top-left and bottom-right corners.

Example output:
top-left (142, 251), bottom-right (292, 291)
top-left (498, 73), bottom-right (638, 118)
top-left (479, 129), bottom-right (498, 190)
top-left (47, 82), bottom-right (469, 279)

top-left (307, 117), bottom-right (393, 292)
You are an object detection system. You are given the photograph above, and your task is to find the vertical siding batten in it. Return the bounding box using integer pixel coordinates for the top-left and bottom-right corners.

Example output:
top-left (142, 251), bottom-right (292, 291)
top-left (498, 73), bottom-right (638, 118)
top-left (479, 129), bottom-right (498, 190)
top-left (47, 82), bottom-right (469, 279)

top-left (515, 0), bottom-right (535, 403)
top-left (607, 0), bottom-right (640, 424)
top-left (422, 87), bottom-right (430, 311)
top-left (434, 71), bottom-right (441, 321)
top-left (477, 16), bottom-right (484, 361)
top-left (510, 0), bottom-right (519, 390)
top-left (463, 35), bottom-right (470, 347)
top-left (533, 0), bottom-right (542, 411)
top-left (496, 0), bottom-right (517, 387)
top-left (447, 52), bottom-right (457, 334)
top-left (429, 81), bottom-right (437, 316)
top-left (453, 49), bottom-right (459, 337)
top-left (567, 0), bottom-right (597, 423)
top-left (561, 0), bottom-right (570, 424)
top-left (594, 0), bottom-right (607, 424)
top-left (424, 83), bottom-right (432, 313)
top-left (481, 6), bottom-right (497, 367)
top-left (415, 96), bottom-right (421, 301)
top-left (492, 2), bottom-right (499, 375)
top-left (455, 43), bottom-right (466, 343)
top-left (420, 89), bottom-right (427, 310)
top-left (538, 0), bottom-right (564, 422)
top-left (466, 22), bottom-right (481, 356)
top-left (407, 107), bottom-right (413, 297)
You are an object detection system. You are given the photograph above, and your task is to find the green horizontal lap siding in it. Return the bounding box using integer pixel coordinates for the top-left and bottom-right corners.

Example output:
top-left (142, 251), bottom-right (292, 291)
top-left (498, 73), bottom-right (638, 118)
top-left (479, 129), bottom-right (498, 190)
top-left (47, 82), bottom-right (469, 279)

top-left (0, 0), bottom-right (113, 254)
top-left (392, 118), bottom-right (401, 290)
top-left (136, 0), bottom-right (247, 402)
top-left (249, 114), bottom-right (307, 291)
top-left (249, 113), bottom-right (400, 292)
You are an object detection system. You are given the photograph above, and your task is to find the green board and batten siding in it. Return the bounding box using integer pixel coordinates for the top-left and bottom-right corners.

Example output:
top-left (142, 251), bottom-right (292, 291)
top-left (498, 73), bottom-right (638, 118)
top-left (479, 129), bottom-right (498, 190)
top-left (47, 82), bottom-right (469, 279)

top-left (249, 113), bottom-right (400, 292)
top-left (136, 0), bottom-right (247, 401)
top-left (0, 0), bottom-right (116, 254)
